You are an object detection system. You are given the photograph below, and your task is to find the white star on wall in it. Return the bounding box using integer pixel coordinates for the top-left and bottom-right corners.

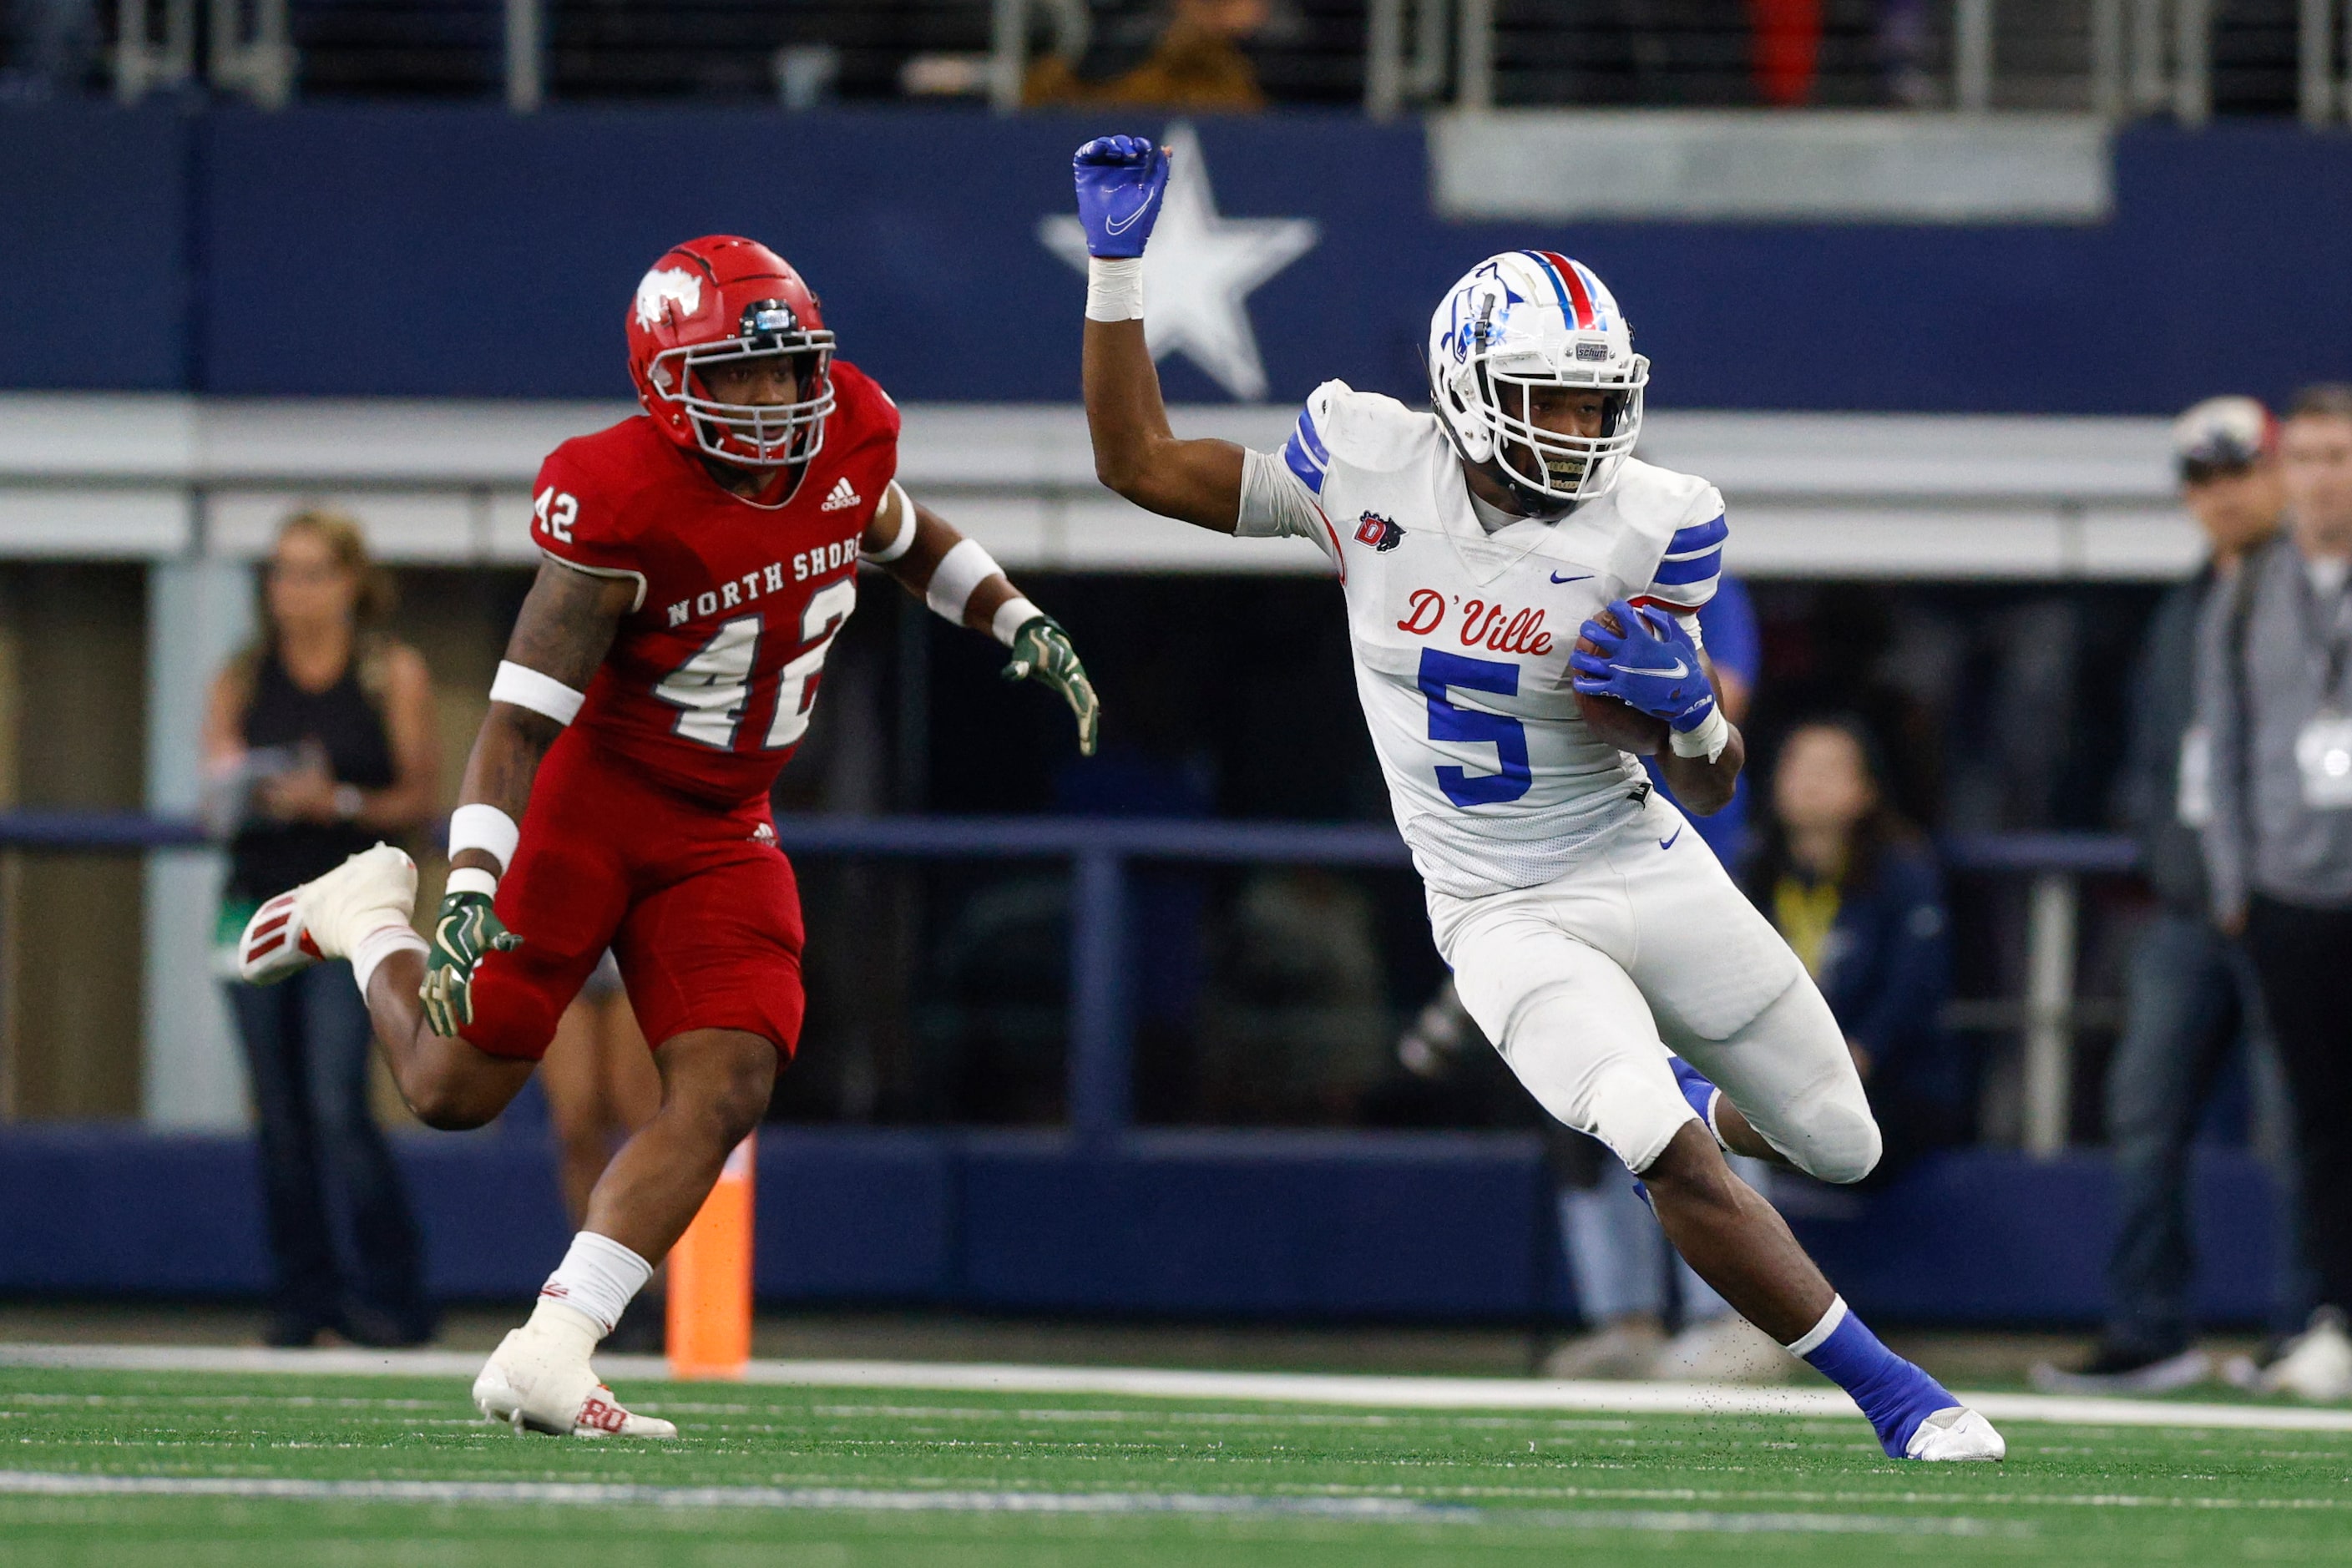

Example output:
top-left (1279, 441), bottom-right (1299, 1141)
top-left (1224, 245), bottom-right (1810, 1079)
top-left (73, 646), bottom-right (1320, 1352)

top-left (1039, 122), bottom-right (1320, 402)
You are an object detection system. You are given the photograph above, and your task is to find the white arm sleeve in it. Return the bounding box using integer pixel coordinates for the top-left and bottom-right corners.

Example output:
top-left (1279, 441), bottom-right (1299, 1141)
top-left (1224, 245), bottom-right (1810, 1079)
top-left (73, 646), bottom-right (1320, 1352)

top-left (1237, 448), bottom-right (1333, 554)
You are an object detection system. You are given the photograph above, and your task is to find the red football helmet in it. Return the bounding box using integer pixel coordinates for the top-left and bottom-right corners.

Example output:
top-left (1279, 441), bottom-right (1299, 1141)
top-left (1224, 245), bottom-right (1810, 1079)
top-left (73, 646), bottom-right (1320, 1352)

top-left (625, 235), bottom-right (837, 470)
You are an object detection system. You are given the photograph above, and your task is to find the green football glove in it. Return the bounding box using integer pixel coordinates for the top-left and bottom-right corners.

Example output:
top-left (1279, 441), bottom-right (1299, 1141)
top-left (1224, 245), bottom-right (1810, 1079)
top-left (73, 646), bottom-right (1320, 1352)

top-left (419, 888), bottom-right (522, 1037)
top-left (1003, 614), bottom-right (1100, 756)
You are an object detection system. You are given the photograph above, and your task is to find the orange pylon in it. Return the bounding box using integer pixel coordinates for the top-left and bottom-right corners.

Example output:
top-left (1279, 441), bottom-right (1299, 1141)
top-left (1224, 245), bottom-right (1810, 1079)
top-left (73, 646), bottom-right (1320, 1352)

top-left (666, 1132), bottom-right (754, 1379)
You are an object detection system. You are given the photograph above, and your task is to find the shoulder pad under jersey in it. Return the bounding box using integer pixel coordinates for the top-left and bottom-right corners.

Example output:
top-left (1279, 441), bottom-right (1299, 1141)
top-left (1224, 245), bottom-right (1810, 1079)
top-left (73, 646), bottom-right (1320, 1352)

top-left (1611, 458), bottom-right (1728, 611)
top-left (1283, 381), bottom-right (1443, 495)
top-left (529, 417), bottom-right (677, 588)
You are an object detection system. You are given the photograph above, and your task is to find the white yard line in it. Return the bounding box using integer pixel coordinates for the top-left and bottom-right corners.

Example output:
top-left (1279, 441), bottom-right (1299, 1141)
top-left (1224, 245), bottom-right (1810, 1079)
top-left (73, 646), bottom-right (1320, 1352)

top-left (3, 1342), bottom-right (2350, 1434)
top-left (0, 1470), bottom-right (2016, 1535)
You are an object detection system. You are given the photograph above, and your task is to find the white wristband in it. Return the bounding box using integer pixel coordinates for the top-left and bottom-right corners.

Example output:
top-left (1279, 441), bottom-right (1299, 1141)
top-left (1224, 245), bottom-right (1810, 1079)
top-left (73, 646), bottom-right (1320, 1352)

top-left (444, 867), bottom-right (498, 898)
top-left (991, 595), bottom-right (1043, 648)
top-left (489, 660), bottom-right (584, 726)
top-left (1669, 706), bottom-right (1732, 763)
top-left (862, 481), bottom-right (918, 564)
top-left (1085, 256), bottom-right (1145, 322)
top-left (926, 536), bottom-right (1002, 624)
top-left (448, 802), bottom-right (520, 875)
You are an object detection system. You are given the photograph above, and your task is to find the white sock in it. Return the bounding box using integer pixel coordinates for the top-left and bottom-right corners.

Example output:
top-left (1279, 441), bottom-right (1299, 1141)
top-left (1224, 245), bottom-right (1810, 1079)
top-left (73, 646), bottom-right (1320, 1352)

top-left (350, 924), bottom-right (427, 996)
top-left (535, 1232), bottom-right (652, 1338)
top-left (1782, 1295), bottom-right (1850, 1358)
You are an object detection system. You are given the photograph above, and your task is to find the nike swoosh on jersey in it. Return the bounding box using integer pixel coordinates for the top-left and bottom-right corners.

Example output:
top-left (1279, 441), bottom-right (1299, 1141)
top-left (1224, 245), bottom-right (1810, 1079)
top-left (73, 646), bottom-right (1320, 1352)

top-left (1550, 572), bottom-right (1592, 584)
top-left (1659, 825), bottom-right (1683, 851)
top-left (1609, 657), bottom-right (1692, 680)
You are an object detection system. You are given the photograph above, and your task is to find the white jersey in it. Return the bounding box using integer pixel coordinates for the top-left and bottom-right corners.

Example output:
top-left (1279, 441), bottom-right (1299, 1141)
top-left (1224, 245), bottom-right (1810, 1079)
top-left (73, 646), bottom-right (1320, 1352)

top-left (1239, 379), bottom-right (1729, 900)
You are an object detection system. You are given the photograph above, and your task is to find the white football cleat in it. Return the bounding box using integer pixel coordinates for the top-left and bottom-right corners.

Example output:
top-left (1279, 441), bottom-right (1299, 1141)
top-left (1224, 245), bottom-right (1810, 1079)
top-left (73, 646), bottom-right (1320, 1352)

top-left (1904, 1405), bottom-right (2006, 1461)
top-left (236, 842), bottom-right (418, 984)
top-left (2258, 1308), bottom-right (2352, 1403)
top-left (472, 1323), bottom-right (677, 1439)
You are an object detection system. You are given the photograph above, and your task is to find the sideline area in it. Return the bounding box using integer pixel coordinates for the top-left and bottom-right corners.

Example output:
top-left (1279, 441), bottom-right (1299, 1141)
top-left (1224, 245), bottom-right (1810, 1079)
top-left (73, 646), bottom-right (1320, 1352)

top-left (5, 1342), bottom-right (2348, 1434)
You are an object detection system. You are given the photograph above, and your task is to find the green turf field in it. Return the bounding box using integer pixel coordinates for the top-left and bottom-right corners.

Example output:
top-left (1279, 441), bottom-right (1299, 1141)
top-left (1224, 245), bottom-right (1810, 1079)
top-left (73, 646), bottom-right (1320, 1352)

top-left (3, 1365), bottom-right (2350, 1565)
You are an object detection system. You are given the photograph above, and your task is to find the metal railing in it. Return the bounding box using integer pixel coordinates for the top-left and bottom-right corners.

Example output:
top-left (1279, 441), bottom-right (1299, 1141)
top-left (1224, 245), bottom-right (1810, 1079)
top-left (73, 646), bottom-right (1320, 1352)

top-left (0, 811), bottom-right (2132, 1154)
top-left (1359, 0), bottom-right (2348, 121)
top-left (87, 0), bottom-right (2352, 119)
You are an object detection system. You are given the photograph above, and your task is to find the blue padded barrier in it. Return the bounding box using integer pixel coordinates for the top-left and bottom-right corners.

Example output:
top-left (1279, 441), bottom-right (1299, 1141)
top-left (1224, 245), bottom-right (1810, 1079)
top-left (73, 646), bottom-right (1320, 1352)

top-left (955, 1130), bottom-right (1546, 1318)
top-left (0, 1127), bottom-right (2287, 1326)
top-left (1789, 1147), bottom-right (2287, 1325)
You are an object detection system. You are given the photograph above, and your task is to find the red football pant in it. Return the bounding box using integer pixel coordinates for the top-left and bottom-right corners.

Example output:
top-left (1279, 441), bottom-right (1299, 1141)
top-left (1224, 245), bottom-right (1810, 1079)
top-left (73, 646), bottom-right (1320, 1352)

top-left (461, 729), bottom-right (806, 1061)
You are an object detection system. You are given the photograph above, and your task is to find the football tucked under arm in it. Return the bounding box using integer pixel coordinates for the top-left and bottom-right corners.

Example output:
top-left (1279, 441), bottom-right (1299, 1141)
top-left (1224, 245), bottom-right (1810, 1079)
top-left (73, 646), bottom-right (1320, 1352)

top-left (1571, 606), bottom-right (1672, 756)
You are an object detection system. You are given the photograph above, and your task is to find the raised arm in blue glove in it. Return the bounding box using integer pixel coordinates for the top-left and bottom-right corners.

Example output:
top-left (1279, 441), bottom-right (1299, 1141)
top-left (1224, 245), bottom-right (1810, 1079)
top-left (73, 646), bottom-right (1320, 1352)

top-left (1073, 134), bottom-right (1171, 259)
top-left (1569, 599), bottom-right (1718, 733)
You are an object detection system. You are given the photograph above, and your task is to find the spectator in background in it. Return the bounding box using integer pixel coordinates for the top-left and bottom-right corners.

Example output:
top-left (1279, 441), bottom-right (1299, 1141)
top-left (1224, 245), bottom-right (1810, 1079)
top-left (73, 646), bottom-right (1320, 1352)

top-left (1743, 717), bottom-right (1964, 1176)
top-left (202, 511), bottom-right (440, 1348)
top-left (2201, 383), bottom-right (2352, 1404)
top-left (1749, 0), bottom-right (1823, 105)
top-left (539, 959), bottom-right (665, 1351)
top-left (2039, 397), bottom-right (2300, 1396)
top-left (1024, 0), bottom-right (1269, 111)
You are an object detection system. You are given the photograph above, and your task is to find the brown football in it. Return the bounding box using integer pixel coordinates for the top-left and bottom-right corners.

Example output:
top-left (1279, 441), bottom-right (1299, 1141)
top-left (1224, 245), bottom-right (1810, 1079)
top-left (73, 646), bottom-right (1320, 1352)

top-left (1573, 606), bottom-right (1671, 756)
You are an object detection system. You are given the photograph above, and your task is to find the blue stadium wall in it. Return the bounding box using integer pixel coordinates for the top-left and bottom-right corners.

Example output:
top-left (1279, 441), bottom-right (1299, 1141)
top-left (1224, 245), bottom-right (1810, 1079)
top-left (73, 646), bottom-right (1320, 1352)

top-left (8, 104), bottom-right (2352, 411)
top-left (0, 1126), bottom-right (2291, 1326)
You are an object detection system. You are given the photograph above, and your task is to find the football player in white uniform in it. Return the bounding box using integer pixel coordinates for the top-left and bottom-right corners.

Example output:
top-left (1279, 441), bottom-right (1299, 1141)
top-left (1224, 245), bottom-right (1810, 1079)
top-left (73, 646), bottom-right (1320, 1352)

top-left (1066, 135), bottom-right (2001, 1462)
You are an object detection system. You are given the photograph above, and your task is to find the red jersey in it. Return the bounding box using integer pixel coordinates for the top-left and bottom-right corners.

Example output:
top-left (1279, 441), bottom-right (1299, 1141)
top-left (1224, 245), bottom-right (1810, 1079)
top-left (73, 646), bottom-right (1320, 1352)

top-left (528, 359), bottom-right (900, 807)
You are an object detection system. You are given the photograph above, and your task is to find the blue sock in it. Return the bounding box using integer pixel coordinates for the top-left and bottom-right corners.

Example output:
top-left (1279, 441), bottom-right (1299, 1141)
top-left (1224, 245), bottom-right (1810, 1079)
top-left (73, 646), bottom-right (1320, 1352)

top-left (1793, 1298), bottom-right (1958, 1458)
top-left (1667, 1056), bottom-right (1722, 1141)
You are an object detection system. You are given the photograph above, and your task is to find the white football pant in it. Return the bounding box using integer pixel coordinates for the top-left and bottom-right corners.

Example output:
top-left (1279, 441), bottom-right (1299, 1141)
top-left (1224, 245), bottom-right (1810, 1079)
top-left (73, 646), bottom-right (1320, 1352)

top-left (1430, 791), bottom-right (1879, 1181)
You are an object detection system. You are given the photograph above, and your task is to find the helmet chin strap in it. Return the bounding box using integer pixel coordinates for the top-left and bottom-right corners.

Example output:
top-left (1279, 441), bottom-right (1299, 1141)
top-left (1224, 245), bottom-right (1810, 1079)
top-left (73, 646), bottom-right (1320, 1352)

top-left (1495, 463), bottom-right (1578, 521)
top-left (1434, 405), bottom-right (1579, 523)
top-left (1468, 453), bottom-right (1576, 524)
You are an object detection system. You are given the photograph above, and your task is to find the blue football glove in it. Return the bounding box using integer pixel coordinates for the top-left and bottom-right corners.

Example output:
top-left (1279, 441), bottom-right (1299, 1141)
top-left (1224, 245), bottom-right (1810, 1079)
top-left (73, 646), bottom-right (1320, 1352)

top-left (1569, 599), bottom-right (1717, 733)
top-left (1072, 134), bottom-right (1170, 260)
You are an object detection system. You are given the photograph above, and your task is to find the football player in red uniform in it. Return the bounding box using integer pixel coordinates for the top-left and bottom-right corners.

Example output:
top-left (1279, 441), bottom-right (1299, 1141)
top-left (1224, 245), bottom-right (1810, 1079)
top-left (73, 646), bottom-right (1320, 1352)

top-left (234, 235), bottom-right (1099, 1437)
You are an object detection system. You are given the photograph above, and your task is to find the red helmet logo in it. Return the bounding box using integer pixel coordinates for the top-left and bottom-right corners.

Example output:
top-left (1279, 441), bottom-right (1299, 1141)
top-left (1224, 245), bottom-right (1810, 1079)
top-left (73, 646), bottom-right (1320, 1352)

top-left (625, 235), bottom-right (836, 470)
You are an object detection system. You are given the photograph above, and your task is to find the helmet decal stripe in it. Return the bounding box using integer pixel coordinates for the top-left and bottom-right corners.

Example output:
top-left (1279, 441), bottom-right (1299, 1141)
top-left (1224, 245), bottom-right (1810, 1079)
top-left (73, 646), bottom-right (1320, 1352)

top-left (1530, 250), bottom-right (1597, 331)
top-left (1518, 250), bottom-right (1576, 323)
top-left (1566, 260), bottom-right (1614, 331)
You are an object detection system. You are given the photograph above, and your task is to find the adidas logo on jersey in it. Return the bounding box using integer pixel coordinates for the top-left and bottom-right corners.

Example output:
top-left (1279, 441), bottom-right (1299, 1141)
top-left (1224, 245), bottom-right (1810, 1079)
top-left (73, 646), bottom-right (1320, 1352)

top-left (819, 478), bottom-right (862, 512)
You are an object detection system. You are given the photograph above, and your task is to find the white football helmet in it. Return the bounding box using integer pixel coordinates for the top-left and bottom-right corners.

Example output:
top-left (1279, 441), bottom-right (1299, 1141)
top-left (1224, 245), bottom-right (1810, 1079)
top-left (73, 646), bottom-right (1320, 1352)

top-left (1427, 250), bottom-right (1649, 509)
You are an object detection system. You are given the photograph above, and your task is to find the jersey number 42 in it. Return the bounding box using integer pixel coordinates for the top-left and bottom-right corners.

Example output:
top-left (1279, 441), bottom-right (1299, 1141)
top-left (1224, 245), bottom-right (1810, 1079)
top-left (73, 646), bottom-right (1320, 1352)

top-left (654, 579), bottom-right (855, 751)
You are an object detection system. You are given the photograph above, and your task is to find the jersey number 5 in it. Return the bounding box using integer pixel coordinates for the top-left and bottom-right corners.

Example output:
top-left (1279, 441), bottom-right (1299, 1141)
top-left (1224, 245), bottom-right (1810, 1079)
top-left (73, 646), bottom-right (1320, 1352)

top-left (1419, 648), bottom-right (1530, 807)
top-left (654, 579), bottom-right (857, 751)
